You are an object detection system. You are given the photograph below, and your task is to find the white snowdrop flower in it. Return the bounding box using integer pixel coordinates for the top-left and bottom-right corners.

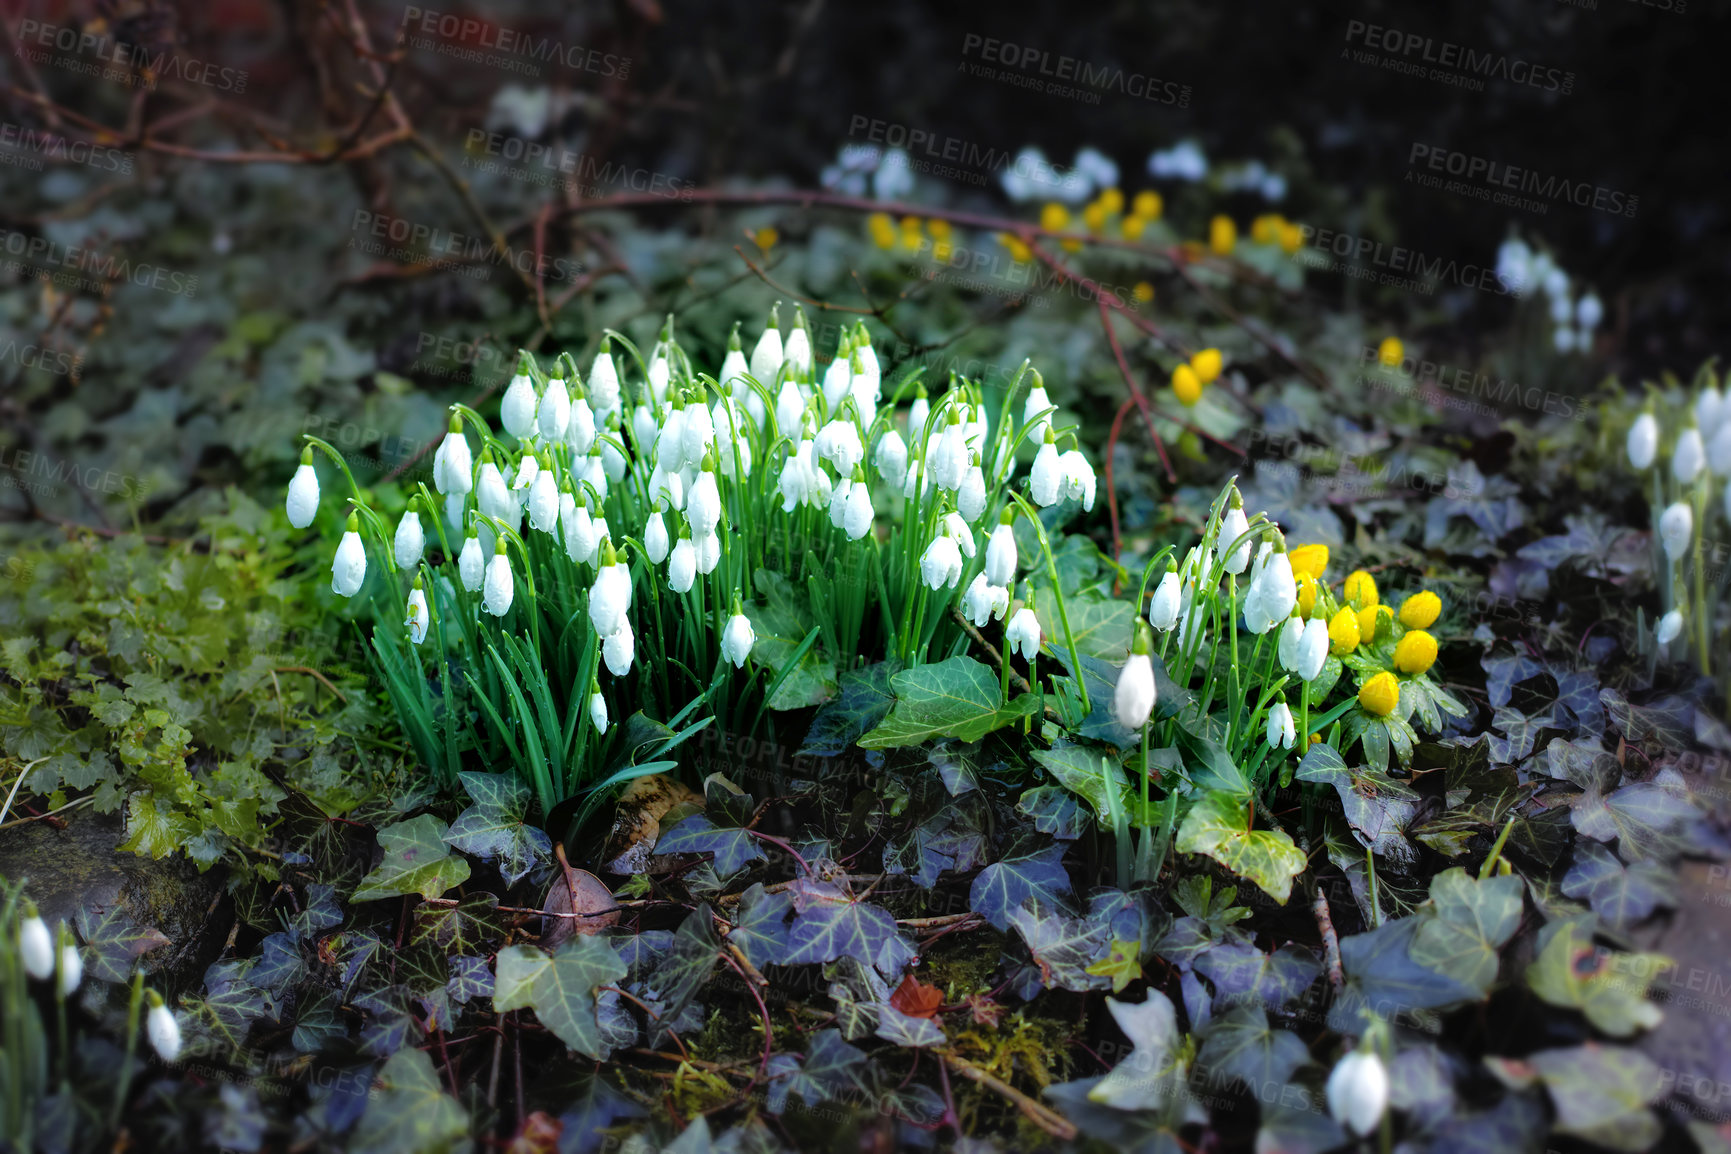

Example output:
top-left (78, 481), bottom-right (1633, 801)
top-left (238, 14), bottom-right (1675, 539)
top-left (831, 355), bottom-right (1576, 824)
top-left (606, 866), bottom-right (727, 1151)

top-left (775, 378), bottom-right (806, 439)
top-left (806, 457), bottom-right (833, 511)
top-left (921, 534), bottom-right (964, 590)
top-left (511, 452), bottom-right (539, 491)
top-left (1031, 434), bottom-right (1062, 506)
top-left (687, 466), bottom-right (722, 536)
top-left (713, 400), bottom-right (753, 479)
top-left (59, 942), bottom-right (81, 996)
top-left (501, 372), bottom-right (539, 439)
top-left (1326, 1050), bottom-right (1389, 1139)
top-left (1114, 624), bottom-right (1157, 729)
top-left (1245, 552), bottom-right (1296, 635)
top-left (985, 514), bottom-right (1018, 587)
top-left (822, 343), bottom-right (853, 414)
top-left (874, 428), bottom-right (908, 483)
top-left (603, 619), bottom-right (635, 676)
top-left (843, 476), bottom-right (874, 540)
top-left (1576, 292), bottom-right (1604, 331)
top-left (962, 573), bottom-right (1009, 627)
top-left (962, 403), bottom-right (989, 457)
top-left (1660, 501), bottom-right (1693, 561)
top-left (1058, 449), bottom-right (1095, 511)
top-left (588, 543), bottom-right (632, 635)
top-left (668, 534), bottom-right (696, 592)
top-left (405, 583), bottom-right (429, 645)
top-left (1548, 292), bottom-right (1574, 327)
top-left (849, 344), bottom-right (880, 425)
top-left (567, 392), bottom-right (596, 456)
top-left (146, 992), bottom-right (180, 1062)
top-left (589, 686), bottom-right (608, 735)
top-left (958, 463), bottom-right (987, 523)
top-left (719, 333), bottom-right (750, 398)
top-left (682, 396), bottom-right (715, 465)
top-left (1148, 138), bottom-right (1208, 182)
top-left (558, 494), bottom-right (588, 564)
top-left (579, 452), bottom-right (608, 502)
top-left (1552, 326), bottom-right (1578, 355)
top-left (1278, 614), bottom-right (1306, 671)
top-left (647, 348), bottom-right (671, 404)
top-left (332, 518), bottom-right (367, 597)
top-left (589, 345), bottom-right (621, 419)
top-left (286, 451), bottom-right (319, 528)
top-left (1297, 617), bottom-right (1330, 681)
top-left (644, 509), bottom-right (670, 564)
top-left (20, 911), bottom-right (52, 980)
top-left (721, 603), bottom-right (756, 668)
top-left (482, 545), bottom-right (514, 617)
top-left (538, 375), bottom-right (571, 440)
top-left (1657, 609), bottom-right (1683, 645)
top-left (1724, 477), bottom-right (1731, 523)
top-left (828, 475), bottom-right (853, 530)
top-left (695, 530), bottom-right (722, 575)
top-left (1217, 504), bottom-right (1252, 575)
top-left (528, 469), bottom-right (559, 533)
top-left (750, 314), bottom-right (784, 387)
top-left (783, 314), bottom-right (812, 381)
top-left (943, 512), bottom-right (978, 558)
top-left (433, 421), bottom-right (473, 495)
top-left (458, 534), bottom-right (485, 591)
top-left (816, 419), bottom-right (865, 476)
top-left (779, 442), bottom-right (811, 513)
top-left (1149, 570), bottom-right (1182, 631)
top-left (1675, 426), bottom-right (1706, 485)
top-left (1495, 237), bottom-right (1532, 294)
top-left (592, 516), bottom-right (609, 553)
top-left (646, 461), bottom-right (683, 514)
top-left (1542, 266), bottom-right (1569, 302)
top-left (907, 390), bottom-right (931, 441)
top-left (631, 402), bottom-right (658, 455)
top-left (1627, 412), bottom-right (1658, 470)
top-left (1266, 702), bottom-right (1296, 750)
top-left (1709, 423), bottom-right (1731, 476)
top-left (657, 402), bottom-right (688, 472)
top-left (1023, 381), bottom-right (1053, 440)
top-left (392, 506), bottom-right (423, 570)
top-left (477, 458), bottom-right (516, 527)
top-left (932, 412), bottom-right (968, 491)
top-left (1006, 605), bottom-right (1041, 660)
top-left (902, 458), bottom-right (924, 500)
top-left (1697, 388), bottom-right (1725, 441)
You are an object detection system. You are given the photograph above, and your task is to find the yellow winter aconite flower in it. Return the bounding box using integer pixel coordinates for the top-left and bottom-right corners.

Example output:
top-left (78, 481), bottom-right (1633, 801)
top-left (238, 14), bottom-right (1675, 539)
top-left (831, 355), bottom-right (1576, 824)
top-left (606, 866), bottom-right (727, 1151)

top-left (1172, 363), bottom-right (1203, 406)
top-left (1041, 203), bottom-right (1070, 232)
top-left (1343, 569), bottom-right (1378, 609)
top-left (998, 232), bottom-right (1032, 263)
top-left (1399, 590), bottom-right (1441, 629)
top-left (1329, 607), bottom-right (1361, 654)
top-left (1100, 188), bottom-right (1125, 215)
top-left (1356, 604), bottom-right (1380, 645)
top-left (1278, 222), bottom-right (1304, 254)
top-left (927, 219), bottom-right (952, 240)
top-left (1133, 281), bottom-right (1155, 303)
top-left (1378, 337), bottom-right (1404, 367)
top-left (933, 241), bottom-right (954, 263)
top-left (1083, 202), bottom-right (1108, 232)
top-left (1297, 573), bottom-right (1318, 618)
top-left (1209, 215), bottom-right (1237, 256)
top-left (1394, 630), bottom-right (1438, 675)
top-left (755, 227), bottom-right (779, 251)
top-left (1133, 190), bottom-right (1163, 219)
top-left (1359, 671), bottom-right (1400, 717)
top-left (1251, 214), bottom-right (1281, 245)
top-left (868, 213), bottom-right (897, 249)
top-left (1289, 544), bottom-right (1329, 581)
top-left (1122, 215), bottom-right (1147, 240)
top-left (1190, 348), bottom-right (1223, 384)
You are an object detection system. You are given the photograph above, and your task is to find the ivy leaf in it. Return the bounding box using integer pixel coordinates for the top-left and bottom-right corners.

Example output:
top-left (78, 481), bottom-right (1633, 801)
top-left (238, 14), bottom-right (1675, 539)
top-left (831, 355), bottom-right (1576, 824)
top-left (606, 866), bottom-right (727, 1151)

top-left (883, 796), bottom-right (989, 889)
top-left (652, 906), bottom-right (722, 1022)
top-left (746, 569), bottom-right (837, 710)
top-left (1561, 840), bottom-right (1676, 929)
top-left (348, 1047), bottom-right (472, 1154)
top-left (782, 879), bottom-right (911, 975)
top-left (726, 883), bottom-right (792, 969)
top-left (858, 655), bottom-right (1040, 747)
top-left (1486, 1045), bottom-right (1663, 1153)
top-left (1571, 780), bottom-right (1699, 861)
top-left (442, 772), bottom-right (551, 887)
top-left (1296, 743), bottom-right (1419, 861)
top-left (655, 813), bottom-right (765, 878)
top-left (74, 903), bottom-right (171, 984)
top-left (1175, 792), bottom-right (1307, 905)
top-left (446, 955), bottom-right (493, 1005)
top-left (1525, 920), bottom-right (1667, 1037)
top-left (1195, 1004), bottom-right (1310, 1091)
top-left (1599, 687), bottom-right (1692, 751)
top-left (1082, 938), bottom-right (1144, 995)
top-left (1034, 587), bottom-right (1135, 660)
top-left (799, 661), bottom-right (898, 755)
top-left (493, 937), bottom-right (627, 1059)
top-left (875, 1003), bottom-right (945, 1048)
top-left (1409, 868), bottom-right (1523, 996)
top-left (1019, 785), bottom-right (1087, 839)
top-left (777, 1029), bottom-right (867, 1110)
top-left (411, 894), bottom-right (503, 953)
top-left (1007, 900), bottom-right (1112, 993)
top-left (353, 815), bottom-right (472, 903)
top-left (289, 884), bottom-right (344, 942)
top-left (1032, 741), bottom-right (1128, 822)
top-left (1086, 990), bottom-right (1188, 1111)
top-left (1193, 942), bottom-right (1320, 1011)
top-left (969, 834), bottom-right (1073, 931)
top-left (1330, 917), bottom-right (1481, 1033)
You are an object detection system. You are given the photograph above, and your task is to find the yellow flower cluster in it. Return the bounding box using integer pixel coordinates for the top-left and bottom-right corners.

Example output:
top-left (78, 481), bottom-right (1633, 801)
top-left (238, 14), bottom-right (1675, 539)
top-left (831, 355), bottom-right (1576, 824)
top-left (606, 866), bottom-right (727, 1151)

top-left (1171, 347), bottom-right (1225, 407)
top-left (1250, 213), bottom-right (1305, 255)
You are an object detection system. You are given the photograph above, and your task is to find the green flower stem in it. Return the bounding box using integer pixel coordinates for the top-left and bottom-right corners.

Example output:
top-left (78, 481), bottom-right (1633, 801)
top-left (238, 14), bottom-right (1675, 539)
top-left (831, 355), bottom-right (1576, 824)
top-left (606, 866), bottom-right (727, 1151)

top-left (110, 971), bottom-right (144, 1129)
top-left (1008, 491), bottom-right (1091, 716)
top-left (1693, 471), bottom-right (1710, 674)
top-left (301, 435), bottom-right (366, 506)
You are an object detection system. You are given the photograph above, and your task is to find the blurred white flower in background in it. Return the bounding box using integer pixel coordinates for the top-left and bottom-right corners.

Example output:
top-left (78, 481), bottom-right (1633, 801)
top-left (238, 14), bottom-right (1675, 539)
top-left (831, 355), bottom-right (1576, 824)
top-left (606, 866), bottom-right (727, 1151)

top-left (1147, 139), bottom-right (1208, 182)
top-left (819, 144), bottom-right (914, 201)
top-left (1000, 146), bottom-right (1096, 203)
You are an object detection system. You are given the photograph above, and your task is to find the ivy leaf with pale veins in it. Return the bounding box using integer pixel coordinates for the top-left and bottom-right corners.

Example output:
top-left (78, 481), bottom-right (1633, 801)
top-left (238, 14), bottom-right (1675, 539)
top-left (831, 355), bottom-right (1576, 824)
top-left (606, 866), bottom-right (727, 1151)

top-left (726, 883), bottom-right (792, 969)
top-left (1175, 791), bottom-right (1307, 905)
top-left (859, 655), bottom-right (1041, 747)
top-left (1329, 917), bottom-right (1482, 1034)
top-left (969, 833), bottom-right (1074, 931)
top-left (1193, 942), bottom-right (1321, 1011)
top-left (1410, 868), bottom-right (1524, 996)
top-left (494, 937), bottom-right (627, 1059)
top-left (347, 1047), bottom-right (472, 1154)
top-left (652, 906), bottom-right (722, 1021)
top-left (782, 879), bottom-right (912, 975)
top-left (353, 814), bottom-right (472, 902)
top-left (799, 660), bottom-right (898, 755)
top-left (1561, 839), bottom-right (1676, 929)
top-left (442, 772), bottom-right (551, 887)
top-left (1007, 899), bottom-right (1113, 993)
top-left (74, 903), bottom-right (171, 984)
top-left (655, 812), bottom-right (765, 878)
top-left (1195, 1004), bottom-right (1310, 1091)
top-left (1020, 785), bottom-right (1087, 839)
top-left (1571, 780), bottom-right (1699, 861)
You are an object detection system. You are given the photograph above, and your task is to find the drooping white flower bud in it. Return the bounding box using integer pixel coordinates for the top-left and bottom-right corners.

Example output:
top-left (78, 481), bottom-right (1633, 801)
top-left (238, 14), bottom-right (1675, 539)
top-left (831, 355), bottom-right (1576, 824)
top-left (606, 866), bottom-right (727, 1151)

top-left (286, 449), bottom-right (319, 528)
top-left (483, 543), bottom-right (514, 617)
top-left (332, 516), bottom-right (367, 597)
top-left (686, 464), bottom-right (722, 537)
top-left (721, 600), bottom-right (756, 668)
top-left (985, 512), bottom-right (1018, 586)
top-left (1697, 387), bottom-right (1725, 441)
top-left (20, 910), bottom-right (52, 980)
top-left (1023, 376), bottom-right (1053, 441)
top-left (920, 534), bottom-right (964, 590)
top-left (1657, 608), bottom-right (1683, 645)
top-left (631, 401), bottom-right (658, 455)
top-left (943, 512), bottom-right (978, 558)
top-left (1149, 570), bottom-right (1182, 631)
top-left (588, 540), bottom-right (631, 634)
top-left (527, 469), bottom-right (559, 533)
top-left (589, 342), bottom-right (622, 419)
top-left (1278, 615), bottom-right (1306, 671)
top-left (1006, 605), bottom-right (1041, 661)
top-left (58, 941), bottom-right (82, 996)
top-left (477, 456), bottom-right (516, 527)
top-left (1030, 432), bottom-right (1062, 506)
top-left (669, 534), bottom-right (696, 593)
top-left (932, 411), bottom-right (968, 492)
top-left (433, 419), bottom-right (473, 495)
top-left (1660, 501), bottom-right (1693, 561)
top-left (842, 476), bottom-right (874, 540)
top-left (538, 375), bottom-right (571, 441)
top-left (1114, 623), bottom-right (1157, 729)
top-left (1710, 423), bottom-right (1731, 477)
top-left (1218, 503), bottom-right (1252, 575)
top-left (1058, 449), bottom-right (1095, 512)
top-left (512, 452), bottom-right (539, 492)
top-left (696, 529), bottom-right (722, 575)
top-left (645, 509), bottom-right (670, 564)
top-left (1576, 292), bottom-right (1603, 331)
top-left (816, 419), bottom-right (865, 477)
top-left (907, 388), bottom-right (930, 445)
top-left (458, 534), bottom-right (485, 591)
top-left (874, 428), bottom-right (908, 483)
top-left (603, 619), bottom-right (634, 676)
top-left (589, 685), bottom-right (608, 734)
top-left (962, 573), bottom-right (1010, 627)
top-left (682, 395), bottom-right (715, 466)
top-left (750, 309), bottom-right (783, 388)
top-left (567, 388), bottom-right (597, 457)
top-left (783, 309), bottom-right (812, 380)
top-left (1244, 551), bottom-right (1296, 635)
top-left (1297, 617), bottom-right (1329, 681)
top-left (1326, 1049), bottom-right (1388, 1138)
top-left (405, 581), bottom-right (429, 645)
top-left (829, 476), bottom-right (852, 530)
top-left (1676, 426), bottom-right (1707, 484)
top-left (775, 378), bottom-right (805, 439)
top-left (822, 338), bottom-right (853, 414)
top-left (394, 506), bottom-right (425, 570)
top-left (1627, 412), bottom-right (1658, 471)
top-left (1266, 702), bottom-right (1296, 750)
top-left (501, 370), bottom-right (539, 439)
top-left (146, 991), bottom-right (181, 1063)
top-left (958, 463), bottom-right (988, 523)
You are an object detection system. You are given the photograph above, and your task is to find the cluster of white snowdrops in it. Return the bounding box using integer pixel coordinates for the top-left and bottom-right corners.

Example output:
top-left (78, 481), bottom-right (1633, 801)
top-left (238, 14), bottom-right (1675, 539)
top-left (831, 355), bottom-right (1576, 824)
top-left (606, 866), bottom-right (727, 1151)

top-left (15, 900), bottom-right (180, 1063)
top-left (285, 306), bottom-right (1101, 801)
top-left (1626, 368), bottom-right (1731, 677)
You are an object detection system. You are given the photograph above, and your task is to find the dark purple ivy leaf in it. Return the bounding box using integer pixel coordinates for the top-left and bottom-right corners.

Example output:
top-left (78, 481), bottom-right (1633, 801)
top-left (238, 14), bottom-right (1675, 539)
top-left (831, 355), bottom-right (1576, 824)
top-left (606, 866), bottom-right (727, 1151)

top-left (656, 813), bottom-right (766, 877)
top-left (969, 834), bottom-right (1073, 931)
top-left (727, 884), bottom-right (792, 969)
top-left (783, 880), bottom-right (911, 975)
